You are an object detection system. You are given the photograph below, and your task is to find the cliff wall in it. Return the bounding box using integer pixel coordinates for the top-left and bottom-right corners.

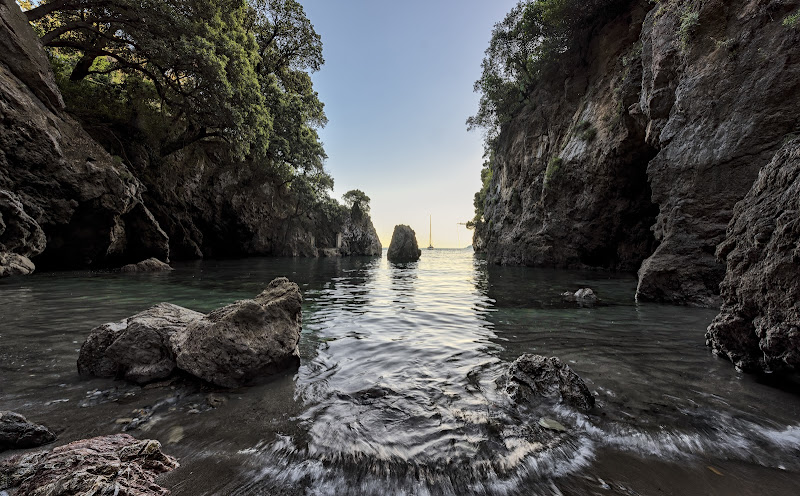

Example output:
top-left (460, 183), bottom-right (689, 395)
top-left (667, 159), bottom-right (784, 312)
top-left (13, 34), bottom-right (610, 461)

top-left (477, 0), bottom-right (800, 307)
top-left (0, 0), bottom-right (168, 274)
top-left (0, 0), bottom-right (380, 274)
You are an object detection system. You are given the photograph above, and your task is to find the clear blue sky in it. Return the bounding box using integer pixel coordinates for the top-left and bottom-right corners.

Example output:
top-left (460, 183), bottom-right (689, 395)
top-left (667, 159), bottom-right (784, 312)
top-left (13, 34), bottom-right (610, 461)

top-left (302, 0), bottom-right (518, 248)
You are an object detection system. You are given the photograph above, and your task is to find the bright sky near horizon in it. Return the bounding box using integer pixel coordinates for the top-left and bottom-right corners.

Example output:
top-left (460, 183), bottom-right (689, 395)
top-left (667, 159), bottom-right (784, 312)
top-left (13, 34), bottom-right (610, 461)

top-left (302, 0), bottom-right (518, 248)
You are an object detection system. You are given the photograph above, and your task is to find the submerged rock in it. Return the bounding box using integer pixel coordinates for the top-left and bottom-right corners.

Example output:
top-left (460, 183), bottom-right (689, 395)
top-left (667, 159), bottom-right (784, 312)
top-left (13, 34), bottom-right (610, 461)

top-left (387, 224), bottom-right (421, 262)
top-left (172, 277), bottom-right (303, 388)
top-left (78, 303), bottom-right (204, 383)
top-left (0, 411), bottom-right (56, 451)
top-left (538, 417), bottom-right (568, 432)
top-left (0, 433), bottom-right (178, 495)
top-left (562, 288), bottom-right (598, 304)
top-left (503, 354), bottom-right (594, 411)
top-left (706, 139), bottom-right (800, 374)
top-left (120, 257), bottom-right (174, 273)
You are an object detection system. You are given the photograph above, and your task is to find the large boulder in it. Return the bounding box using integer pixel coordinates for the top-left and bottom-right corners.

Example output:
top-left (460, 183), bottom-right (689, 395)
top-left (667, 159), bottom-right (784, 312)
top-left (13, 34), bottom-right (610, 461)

top-left (0, 434), bottom-right (178, 495)
top-left (78, 303), bottom-right (204, 384)
top-left (387, 224), bottom-right (421, 262)
top-left (0, 411), bottom-right (56, 451)
top-left (0, 189), bottom-right (46, 277)
top-left (502, 354), bottom-right (595, 411)
top-left (339, 206), bottom-right (382, 256)
top-left (706, 139), bottom-right (800, 374)
top-left (172, 277), bottom-right (303, 388)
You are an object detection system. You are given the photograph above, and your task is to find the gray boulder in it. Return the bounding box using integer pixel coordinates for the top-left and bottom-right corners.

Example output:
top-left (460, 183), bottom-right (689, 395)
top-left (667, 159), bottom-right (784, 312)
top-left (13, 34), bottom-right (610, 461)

top-left (172, 277), bottom-right (303, 388)
top-left (0, 433), bottom-right (177, 495)
top-left (0, 411), bottom-right (56, 451)
top-left (0, 252), bottom-right (35, 278)
top-left (78, 303), bottom-right (204, 383)
top-left (706, 139), bottom-right (800, 374)
top-left (502, 354), bottom-right (594, 411)
top-left (120, 257), bottom-right (174, 273)
top-left (387, 224), bottom-right (421, 262)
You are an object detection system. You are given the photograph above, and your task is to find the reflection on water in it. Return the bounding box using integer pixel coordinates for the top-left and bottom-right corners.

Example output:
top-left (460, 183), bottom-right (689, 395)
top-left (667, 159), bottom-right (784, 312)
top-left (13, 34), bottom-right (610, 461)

top-left (1, 250), bottom-right (799, 495)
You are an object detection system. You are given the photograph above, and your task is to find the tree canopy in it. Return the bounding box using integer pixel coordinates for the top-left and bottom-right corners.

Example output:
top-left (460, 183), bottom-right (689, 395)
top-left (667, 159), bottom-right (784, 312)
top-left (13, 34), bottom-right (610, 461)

top-left (342, 189), bottom-right (371, 214)
top-left (23, 0), bottom-right (326, 169)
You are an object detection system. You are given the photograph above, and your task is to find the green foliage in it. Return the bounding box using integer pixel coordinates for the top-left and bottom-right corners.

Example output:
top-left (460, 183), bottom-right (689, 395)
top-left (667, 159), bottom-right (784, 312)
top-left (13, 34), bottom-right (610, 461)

top-left (342, 189), bottom-right (371, 214)
top-left (784, 10), bottom-right (800, 28)
top-left (471, 155), bottom-right (495, 226)
top-left (545, 156), bottom-right (563, 183)
top-left (678, 6), bottom-right (700, 53)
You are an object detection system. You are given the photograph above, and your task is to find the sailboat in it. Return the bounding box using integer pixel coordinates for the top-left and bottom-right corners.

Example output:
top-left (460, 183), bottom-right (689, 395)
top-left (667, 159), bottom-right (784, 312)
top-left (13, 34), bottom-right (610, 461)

top-left (427, 215), bottom-right (434, 250)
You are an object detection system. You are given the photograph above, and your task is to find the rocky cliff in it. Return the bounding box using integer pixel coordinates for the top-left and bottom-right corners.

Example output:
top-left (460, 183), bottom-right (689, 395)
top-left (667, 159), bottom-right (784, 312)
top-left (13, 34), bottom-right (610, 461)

top-left (0, 0), bottom-right (168, 274)
top-left (476, 0), bottom-right (800, 307)
top-left (0, 0), bottom-right (380, 274)
top-left (706, 138), bottom-right (800, 374)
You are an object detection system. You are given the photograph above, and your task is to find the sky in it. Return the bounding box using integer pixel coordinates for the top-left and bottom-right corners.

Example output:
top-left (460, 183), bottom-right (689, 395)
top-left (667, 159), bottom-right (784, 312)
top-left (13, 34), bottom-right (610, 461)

top-left (301, 0), bottom-right (519, 248)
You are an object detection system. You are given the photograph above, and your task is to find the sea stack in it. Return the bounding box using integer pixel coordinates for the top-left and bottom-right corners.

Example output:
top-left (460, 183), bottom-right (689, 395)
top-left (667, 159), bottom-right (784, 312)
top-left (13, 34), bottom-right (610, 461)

top-left (387, 225), bottom-right (421, 262)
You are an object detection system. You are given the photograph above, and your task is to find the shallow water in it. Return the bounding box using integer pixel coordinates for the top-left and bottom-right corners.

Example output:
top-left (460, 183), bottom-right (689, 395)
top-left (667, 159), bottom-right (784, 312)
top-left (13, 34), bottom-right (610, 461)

top-left (1, 249), bottom-right (799, 495)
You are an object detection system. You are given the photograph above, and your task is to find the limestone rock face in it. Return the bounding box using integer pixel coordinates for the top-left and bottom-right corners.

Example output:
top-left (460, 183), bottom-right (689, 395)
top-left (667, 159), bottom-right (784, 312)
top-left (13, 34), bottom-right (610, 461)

top-left (387, 224), bottom-right (421, 262)
top-left (339, 206), bottom-right (382, 256)
top-left (706, 139), bottom-right (800, 374)
top-left (120, 257), bottom-right (174, 273)
top-left (502, 354), bottom-right (595, 412)
top-left (172, 277), bottom-right (303, 387)
top-left (0, 0), bottom-right (169, 270)
top-left (0, 411), bottom-right (56, 451)
top-left (78, 303), bottom-right (204, 384)
top-left (0, 434), bottom-right (178, 495)
top-left (476, 0), bottom-right (800, 307)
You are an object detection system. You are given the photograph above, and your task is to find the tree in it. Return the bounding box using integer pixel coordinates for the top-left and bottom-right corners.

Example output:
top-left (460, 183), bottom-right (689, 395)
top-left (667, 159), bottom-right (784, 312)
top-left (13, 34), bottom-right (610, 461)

top-left (342, 189), bottom-right (371, 215)
top-left (26, 0), bottom-right (272, 158)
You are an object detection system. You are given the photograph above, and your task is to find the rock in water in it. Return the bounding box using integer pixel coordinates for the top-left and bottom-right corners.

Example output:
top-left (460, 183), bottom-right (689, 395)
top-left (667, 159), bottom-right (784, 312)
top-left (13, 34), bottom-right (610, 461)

top-left (0, 252), bottom-right (35, 278)
top-left (0, 434), bottom-right (178, 495)
top-left (503, 354), bottom-right (594, 411)
top-left (78, 303), bottom-right (204, 383)
top-left (0, 412), bottom-right (56, 451)
top-left (706, 139), bottom-right (800, 374)
top-left (172, 277), bottom-right (303, 388)
top-left (387, 224), bottom-right (421, 262)
top-left (120, 257), bottom-right (174, 273)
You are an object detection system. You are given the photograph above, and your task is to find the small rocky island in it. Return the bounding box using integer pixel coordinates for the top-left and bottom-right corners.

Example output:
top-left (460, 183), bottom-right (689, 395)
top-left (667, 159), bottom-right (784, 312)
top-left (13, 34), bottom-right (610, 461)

top-left (387, 224), bottom-right (422, 262)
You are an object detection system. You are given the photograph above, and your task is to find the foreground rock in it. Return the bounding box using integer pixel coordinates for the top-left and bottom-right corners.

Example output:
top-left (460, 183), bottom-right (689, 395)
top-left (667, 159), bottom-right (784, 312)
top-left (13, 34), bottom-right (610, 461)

top-left (0, 412), bottom-right (56, 451)
top-left (502, 354), bottom-right (594, 411)
top-left (120, 258), bottom-right (174, 273)
top-left (78, 303), bottom-right (204, 384)
top-left (173, 277), bottom-right (302, 388)
top-left (387, 225), bottom-right (421, 262)
top-left (0, 434), bottom-right (177, 495)
top-left (706, 139), bottom-right (800, 374)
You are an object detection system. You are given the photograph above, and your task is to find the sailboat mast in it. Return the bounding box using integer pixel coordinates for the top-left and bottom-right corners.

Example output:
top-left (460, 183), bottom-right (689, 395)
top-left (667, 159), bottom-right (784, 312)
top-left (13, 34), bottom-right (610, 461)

top-left (429, 215), bottom-right (432, 246)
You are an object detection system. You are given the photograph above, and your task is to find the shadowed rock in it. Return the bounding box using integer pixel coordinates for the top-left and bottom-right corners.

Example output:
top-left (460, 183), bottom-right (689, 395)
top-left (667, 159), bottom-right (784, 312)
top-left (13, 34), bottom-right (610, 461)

top-left (706, 139), bottom-right (800, 374)
top-left (172, 277), bottom-right (303, 388)
top-left (120, 257), bottom-right (174, 273)
top-left (0, 433), bottom-right (177, 495)
top-left (387, 225), bottom-right (421, 262)
top-left (502, 354), bottom-right (594, 411)
top-left (0, 412), bottom-right (56, 451)
top-left (78, 303), bottom-right (204, 383)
